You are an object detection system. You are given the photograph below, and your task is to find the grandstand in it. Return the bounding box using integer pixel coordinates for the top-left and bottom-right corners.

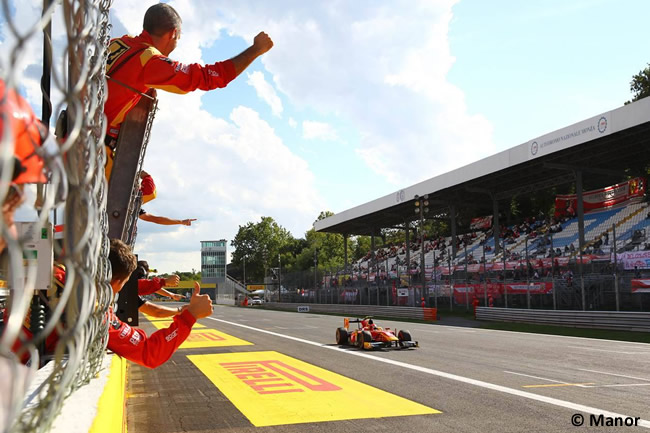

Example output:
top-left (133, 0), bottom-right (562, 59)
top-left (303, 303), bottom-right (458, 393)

top-left (313, 97), bottom-right (650, 311)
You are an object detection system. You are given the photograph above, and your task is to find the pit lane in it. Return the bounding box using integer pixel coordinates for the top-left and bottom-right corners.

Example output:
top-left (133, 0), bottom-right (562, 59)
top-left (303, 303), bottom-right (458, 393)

top-left (126, 304), bottom-right (650, 433)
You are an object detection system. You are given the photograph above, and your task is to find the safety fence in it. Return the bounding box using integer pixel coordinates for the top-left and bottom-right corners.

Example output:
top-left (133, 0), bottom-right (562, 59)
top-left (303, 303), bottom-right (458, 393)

top-left (475, 307), bottom-right (650, 332)
top-left (276, 263), bottom-right (649, 312)
top-left (0, 1), bottom-right (114, 432)
top-left (263, 302), bottom-right (437, 322)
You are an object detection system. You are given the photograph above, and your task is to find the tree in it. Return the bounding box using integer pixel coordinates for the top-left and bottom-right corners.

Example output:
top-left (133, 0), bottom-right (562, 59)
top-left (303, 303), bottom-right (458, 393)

top-left (230, 216), bottom-right (294, 283)
top-left (626, 63), bottom-right (650, 104)
top-left (294, 211), bottom-right (352, 272)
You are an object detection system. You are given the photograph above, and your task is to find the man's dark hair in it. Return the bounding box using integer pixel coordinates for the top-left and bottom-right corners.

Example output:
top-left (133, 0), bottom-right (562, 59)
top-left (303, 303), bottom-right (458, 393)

top-left (143, 3), bottom-right (182, 37)
top-left (109, 239), bottom-right (137, 282)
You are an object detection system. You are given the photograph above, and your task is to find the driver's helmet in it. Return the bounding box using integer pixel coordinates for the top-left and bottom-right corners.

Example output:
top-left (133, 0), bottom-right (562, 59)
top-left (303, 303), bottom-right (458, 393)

top-left (368, 319), bottom-right (374, 325)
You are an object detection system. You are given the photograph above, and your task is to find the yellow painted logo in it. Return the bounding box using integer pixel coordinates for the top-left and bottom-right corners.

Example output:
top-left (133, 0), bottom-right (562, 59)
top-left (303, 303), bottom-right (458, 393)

top-left (188, 351), bottom-right (439, 426)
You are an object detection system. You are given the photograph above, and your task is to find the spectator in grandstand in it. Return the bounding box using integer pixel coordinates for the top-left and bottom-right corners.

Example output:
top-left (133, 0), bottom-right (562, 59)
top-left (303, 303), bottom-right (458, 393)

top-left (103, 3), bottom-right (274, 179)
top-left (108, 239), bottom-right (213, 368)
top-left (603, 231), bottom-right (609, 246)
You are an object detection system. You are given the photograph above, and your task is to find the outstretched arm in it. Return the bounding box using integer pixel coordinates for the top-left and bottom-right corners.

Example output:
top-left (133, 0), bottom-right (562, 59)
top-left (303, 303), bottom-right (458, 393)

top-left (230, 32), bottom-right (274, 76)
top-left (139, 301), bottom-right (185, 318)
top-left (155, 288), bottom-right (183, 301)
top-left (139, 212), bottom-right (196, 226)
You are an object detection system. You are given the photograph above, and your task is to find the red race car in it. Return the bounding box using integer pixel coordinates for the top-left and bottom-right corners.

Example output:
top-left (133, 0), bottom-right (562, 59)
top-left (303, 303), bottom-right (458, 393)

top-left (335, 317), bottom-right (418, 350)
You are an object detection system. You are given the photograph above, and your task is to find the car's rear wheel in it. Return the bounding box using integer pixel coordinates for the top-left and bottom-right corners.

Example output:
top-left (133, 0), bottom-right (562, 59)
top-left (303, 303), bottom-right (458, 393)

top-left (398, 330), bottom-right (412, 342)
top-left (336, 327), bottom-right (349, 345)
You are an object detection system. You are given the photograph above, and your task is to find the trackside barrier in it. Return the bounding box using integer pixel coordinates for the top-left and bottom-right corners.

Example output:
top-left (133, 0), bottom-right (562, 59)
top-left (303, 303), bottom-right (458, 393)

top-left (264, 303), bottom-right (437, 322)
top-left (46, 355), bottom-right (127, 433)
top-left (475, 307), bottom-right (650, 332)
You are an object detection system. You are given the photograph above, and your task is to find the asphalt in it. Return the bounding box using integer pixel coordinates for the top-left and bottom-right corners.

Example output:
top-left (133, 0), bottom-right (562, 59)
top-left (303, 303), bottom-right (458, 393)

top-left (126, 304), bottom-right (650, 433)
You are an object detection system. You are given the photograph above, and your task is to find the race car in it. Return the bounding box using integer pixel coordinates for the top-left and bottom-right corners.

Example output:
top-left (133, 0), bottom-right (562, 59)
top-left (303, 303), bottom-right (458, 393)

top-left (335, 317), bottom-right (418, 350)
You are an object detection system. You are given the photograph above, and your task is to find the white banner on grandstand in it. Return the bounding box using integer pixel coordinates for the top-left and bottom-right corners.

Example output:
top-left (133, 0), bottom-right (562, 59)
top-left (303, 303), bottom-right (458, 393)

top-left (527, 112), bottom-right (611, 160)
top-left (614, 251), bottom-right (650, 270)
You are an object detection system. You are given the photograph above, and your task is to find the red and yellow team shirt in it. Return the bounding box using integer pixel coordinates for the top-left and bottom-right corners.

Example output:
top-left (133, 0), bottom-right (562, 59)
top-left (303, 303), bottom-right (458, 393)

top-left (104, 30), bottom-right (237, 138)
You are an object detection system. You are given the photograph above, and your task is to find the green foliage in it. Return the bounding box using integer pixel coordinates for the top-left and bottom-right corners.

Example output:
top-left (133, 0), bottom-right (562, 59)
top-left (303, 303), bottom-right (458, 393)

top-left (230, 216), bottom-right (295, 282)
top-left (156, 270), bottom-right (201, 281)
top-left (626, 63), bottom-right (650, 104)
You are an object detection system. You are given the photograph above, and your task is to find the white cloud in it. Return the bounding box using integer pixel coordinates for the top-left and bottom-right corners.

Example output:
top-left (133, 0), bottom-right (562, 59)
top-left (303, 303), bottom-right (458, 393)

top-left (133, 91), bottom-right (323, 271)
top-left (302, 120), bottom-right (338, 141)
top-left (198, 0), bottom-right (495, 186)
top-left (246, 71), bottom-right (283, 117)
top-left (2, 0), bottom-right (499, 272)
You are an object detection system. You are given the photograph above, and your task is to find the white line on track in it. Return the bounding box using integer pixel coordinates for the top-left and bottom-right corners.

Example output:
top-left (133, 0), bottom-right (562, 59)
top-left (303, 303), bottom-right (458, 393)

top-left (577, 369), bottom-right (650, 382)
top-left (569, 346), bottom-right (650, 355)
top-left (504, 371), bottom-right (572, 384)
top-left (206, 316), bottom-right (650, 428)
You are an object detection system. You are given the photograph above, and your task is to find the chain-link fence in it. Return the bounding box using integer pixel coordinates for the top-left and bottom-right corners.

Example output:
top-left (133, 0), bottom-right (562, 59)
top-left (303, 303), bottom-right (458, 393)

top-left (0, 0), bottom-right (114, 432)
top-left (277, 222), bottom-right (650, 312)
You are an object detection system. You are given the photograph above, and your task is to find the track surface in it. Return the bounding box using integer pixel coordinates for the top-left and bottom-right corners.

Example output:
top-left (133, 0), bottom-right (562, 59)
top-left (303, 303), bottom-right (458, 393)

top-left (127, 305), bottom-right (650, 432)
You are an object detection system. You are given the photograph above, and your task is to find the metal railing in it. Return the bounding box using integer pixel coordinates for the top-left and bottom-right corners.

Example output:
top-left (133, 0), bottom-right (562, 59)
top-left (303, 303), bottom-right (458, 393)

top-left (475, 307), bottom-right (650, 332)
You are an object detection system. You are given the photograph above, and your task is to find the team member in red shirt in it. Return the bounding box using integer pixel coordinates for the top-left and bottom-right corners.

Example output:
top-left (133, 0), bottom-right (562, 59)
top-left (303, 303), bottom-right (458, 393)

top-left (104, 3), bottom-right (273, 178)
top-left (107, 239), bottom-right (212, 368)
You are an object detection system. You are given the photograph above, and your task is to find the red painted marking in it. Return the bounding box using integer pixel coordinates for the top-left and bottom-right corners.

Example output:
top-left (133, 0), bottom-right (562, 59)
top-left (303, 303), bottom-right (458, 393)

top-left (220, 360), bottom-right (342, 395)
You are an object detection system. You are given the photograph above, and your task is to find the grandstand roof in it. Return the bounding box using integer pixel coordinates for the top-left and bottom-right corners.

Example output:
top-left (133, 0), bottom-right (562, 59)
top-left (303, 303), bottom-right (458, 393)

top-left (315, 97), bottom-right (650, 236)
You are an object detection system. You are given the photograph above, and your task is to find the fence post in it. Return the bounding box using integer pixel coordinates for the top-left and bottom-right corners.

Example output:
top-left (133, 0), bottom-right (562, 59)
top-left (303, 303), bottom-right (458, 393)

top-left (613, 223), bottom-right (620, 311)
top-left (526, 236), bottom-right (530, 309)
top-left (483, 246), bottom-right (487, 307)
top-left (503, 241), bottom-right (508, 308)
top-left (551, 232), bottom-right (556, 310)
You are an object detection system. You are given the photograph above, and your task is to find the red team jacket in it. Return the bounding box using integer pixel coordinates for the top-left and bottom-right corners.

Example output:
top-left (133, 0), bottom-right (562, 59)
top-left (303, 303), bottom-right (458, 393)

top-left (9, 265), bottom-right (196, 368)
top-left (140, 172), bottom-right (156, 204)
top-left (104, 30), bottom-right (237, 139)
top-left (137, 277), bottom-right (167, 296)
top-left (107, 307), bottom-right (195, 369)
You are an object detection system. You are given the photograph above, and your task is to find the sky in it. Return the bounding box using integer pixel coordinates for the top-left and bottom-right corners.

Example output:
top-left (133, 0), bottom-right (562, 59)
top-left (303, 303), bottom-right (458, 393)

top-left (2, 0), bottom-right (650, 273)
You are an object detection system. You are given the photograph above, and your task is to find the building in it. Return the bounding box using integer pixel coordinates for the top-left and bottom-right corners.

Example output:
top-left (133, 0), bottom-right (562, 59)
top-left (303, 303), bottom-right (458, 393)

top-left (200, 240), bottom-right (227, 285)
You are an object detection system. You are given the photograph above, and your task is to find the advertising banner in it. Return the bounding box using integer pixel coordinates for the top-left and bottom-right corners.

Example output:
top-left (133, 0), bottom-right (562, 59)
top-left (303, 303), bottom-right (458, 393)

top-left (614, 250), bottom-right (650, 270)
top-left (470, 215), bottom-right (493, 231)
top-left (555, 177), bottom-right (645, 217)
top-left (452, 282), bottom-right (552, 303)
top-left (631, 279), bottom-right (650, 293)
